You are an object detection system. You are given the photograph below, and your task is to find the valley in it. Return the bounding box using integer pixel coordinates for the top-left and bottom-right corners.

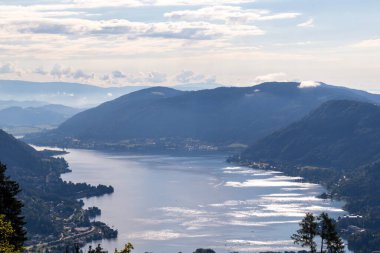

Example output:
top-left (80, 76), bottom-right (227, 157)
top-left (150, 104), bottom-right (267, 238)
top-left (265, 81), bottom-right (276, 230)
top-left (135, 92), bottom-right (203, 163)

top-left (1, 1), bottom-right (379, 252)
top-left (1, 81), bottom-right (380, 252)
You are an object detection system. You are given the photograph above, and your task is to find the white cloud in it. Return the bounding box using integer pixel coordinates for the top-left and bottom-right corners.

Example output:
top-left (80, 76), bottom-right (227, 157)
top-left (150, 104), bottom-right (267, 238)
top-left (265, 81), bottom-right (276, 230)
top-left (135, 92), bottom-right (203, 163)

top-left (297, 18), bottom-right (314, 28)
top-left (0, 62), bottom-right (173, 85)
top-left (49, 64), bottom-right (94, 80)
top-left (71, 69), bottom-right (94, 79)
top-left (0, 63), bottom-right (23, 76)
top-left (5, 17), bottom-right (264, 41)
top-left (101, 70), bottom-right (167, 84)
top-left (111, 70), bottom-right (126, 79)
top-left (352, 39), bottom-right (380, 48)
top-left (145, 71), bottom-right (167, 83)
top-left (0, 0), bottom-right (258, 13)
top-left (67, 0), bottom-right (257, 8)
top-left (176, 70), bottom-right (204, 83)
top-left (1, 1), bottom-right (378, 90)
top-left (0, 1), bottom-right (302, 86)
top-left (33, 66), bottom-right (48, 75)
top-left (299, 80), bottom-right (321, 88)
top-left (175, 70), bottom-right (216, 84)
top-left (49, 65), bottom-right (71, 79)
top-left (0, 63), bottom-right (17, 74)
top-left (254, 72), bottom-right (288, 83)
top-left (165, 6), bottom-right (300, 25)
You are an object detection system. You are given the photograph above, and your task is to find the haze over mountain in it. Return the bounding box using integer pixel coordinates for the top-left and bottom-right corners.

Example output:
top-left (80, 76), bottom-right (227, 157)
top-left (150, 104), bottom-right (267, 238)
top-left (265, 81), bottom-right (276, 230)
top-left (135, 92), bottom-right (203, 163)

top-left (0, 80), bottom-right (149, 107)
top-left (241, 100), bottom-right (380, 170)
top-left (0, 80), bottom-right (222, 108)
top-left (25, 82), bottom-right (380, 148)
top-left (0, 100), bottom-right (48, 110)
top-left (0, 104), bottom-right (82, 128)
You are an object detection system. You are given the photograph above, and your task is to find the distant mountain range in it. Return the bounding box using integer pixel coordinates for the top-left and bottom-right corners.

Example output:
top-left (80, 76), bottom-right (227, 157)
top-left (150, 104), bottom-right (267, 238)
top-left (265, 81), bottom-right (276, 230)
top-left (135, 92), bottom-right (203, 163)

top-left (240, 100), bottom-right (380, 170)
top-left (25, 82), bottom-right (380, 148)
top-left (0, 100), bottom-right (48, 110)
top-left (0, 80), bottom-right (222, 107)
top-left (0, 104), bottom-right (82, 128)
top-left (0, 80), bottom-right (148, 107)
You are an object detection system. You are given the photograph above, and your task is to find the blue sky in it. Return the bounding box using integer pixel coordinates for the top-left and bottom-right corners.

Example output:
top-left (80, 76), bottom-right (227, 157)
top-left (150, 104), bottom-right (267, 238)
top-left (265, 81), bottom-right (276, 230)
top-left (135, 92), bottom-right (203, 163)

top-left (0, 0), bottom-right (379, 92)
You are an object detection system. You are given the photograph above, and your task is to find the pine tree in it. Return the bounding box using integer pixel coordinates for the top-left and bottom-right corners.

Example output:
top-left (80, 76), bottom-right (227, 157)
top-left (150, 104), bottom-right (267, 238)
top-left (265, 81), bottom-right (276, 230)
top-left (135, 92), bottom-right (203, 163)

top-left (0, 163), bottom-right (27, 250)
top-left (318, 212), bottom-right (329, 253)
top-left (291, 213), bottom-right (318, 253)
top-left (295, 212), bottom-right (345, 253)
top-left (320, 213), bottom-right (345, 253)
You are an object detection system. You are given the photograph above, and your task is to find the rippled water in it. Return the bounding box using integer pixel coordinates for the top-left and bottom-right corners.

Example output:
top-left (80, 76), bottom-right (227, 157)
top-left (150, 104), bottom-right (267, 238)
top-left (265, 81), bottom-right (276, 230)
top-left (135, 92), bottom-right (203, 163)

top-left (58, 149), bottom-right (347, 253)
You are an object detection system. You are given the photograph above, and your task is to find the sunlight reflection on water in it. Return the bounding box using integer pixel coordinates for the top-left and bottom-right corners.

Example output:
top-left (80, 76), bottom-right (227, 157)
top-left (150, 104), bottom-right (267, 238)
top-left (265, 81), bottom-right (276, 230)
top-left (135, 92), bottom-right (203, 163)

top-left (58, 149), bottom-right (348, 253)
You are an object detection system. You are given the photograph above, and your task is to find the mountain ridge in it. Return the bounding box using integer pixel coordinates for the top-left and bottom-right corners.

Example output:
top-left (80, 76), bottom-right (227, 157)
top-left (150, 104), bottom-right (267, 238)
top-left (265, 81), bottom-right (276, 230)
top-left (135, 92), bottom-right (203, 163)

top-left (240, 99), bottom-right (380, 170)
top-left (0, 104), bottom-right (82, 128)
top-left (24, 82), bottom-right (380, 149)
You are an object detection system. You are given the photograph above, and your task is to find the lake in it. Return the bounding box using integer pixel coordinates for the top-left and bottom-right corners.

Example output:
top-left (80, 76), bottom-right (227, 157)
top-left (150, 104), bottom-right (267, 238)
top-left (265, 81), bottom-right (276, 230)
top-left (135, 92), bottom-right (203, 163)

top-left (59, 149), bottom-right (347, 253)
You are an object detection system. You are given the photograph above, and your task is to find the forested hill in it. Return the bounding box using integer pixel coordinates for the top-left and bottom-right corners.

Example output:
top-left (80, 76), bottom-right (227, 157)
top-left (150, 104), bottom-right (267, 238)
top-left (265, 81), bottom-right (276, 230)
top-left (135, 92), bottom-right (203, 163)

top-left (240, 100), bottom-right (380, 170)
top-left (25, 82), bottom-right (380, 148)
top-left (0, 129), bottom-right (46, 176)
top-left (237, 100), bottom-right (380, 252)
top-left (0, 129), bottom-right (113, 242)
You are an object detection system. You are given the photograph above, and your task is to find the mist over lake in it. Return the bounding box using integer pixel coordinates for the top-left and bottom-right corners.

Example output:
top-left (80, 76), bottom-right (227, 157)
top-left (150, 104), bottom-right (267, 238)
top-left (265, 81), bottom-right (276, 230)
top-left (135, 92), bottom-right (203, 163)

top-left (60, 149), bottom-right (347, 253)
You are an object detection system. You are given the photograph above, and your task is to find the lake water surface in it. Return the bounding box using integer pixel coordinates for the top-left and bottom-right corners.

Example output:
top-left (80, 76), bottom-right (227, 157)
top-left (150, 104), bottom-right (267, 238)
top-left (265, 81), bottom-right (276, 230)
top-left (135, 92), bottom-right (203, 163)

top-left (59, 149), bottom-right (347, 253)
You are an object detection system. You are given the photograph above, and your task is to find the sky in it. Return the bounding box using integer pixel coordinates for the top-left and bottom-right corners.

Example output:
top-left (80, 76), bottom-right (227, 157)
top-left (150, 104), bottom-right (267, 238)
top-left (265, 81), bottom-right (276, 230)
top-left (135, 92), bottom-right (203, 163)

top-left (0, 0), bottom-right (379, 92)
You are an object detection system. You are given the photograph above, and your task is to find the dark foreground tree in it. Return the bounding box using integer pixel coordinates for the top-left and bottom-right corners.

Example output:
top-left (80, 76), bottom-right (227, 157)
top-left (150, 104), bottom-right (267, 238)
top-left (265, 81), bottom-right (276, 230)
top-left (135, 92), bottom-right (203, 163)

top-left (0, 163), bottom-right (26, 250)
top-left (318, 213), bottom-right (345, 253)
top-left (291, 213), bottom-right (318, 253)
top-left (293, 212), bottom-right (345, 253)
top-left (319, 212), bottom-right (329, 253)
top-left (88, 244), bottom-right (107, 253)
top-left (114, 242), bottom-right (134, 253)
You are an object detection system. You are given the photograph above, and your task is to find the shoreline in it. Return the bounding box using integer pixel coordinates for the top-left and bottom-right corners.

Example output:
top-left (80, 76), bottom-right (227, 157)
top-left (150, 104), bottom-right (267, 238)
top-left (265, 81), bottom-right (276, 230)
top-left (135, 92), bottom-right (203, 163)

top-left (25, 146), bottom-right (118, 252)
top-left (227, 159), bottom-right (364, 252)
